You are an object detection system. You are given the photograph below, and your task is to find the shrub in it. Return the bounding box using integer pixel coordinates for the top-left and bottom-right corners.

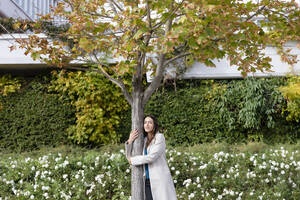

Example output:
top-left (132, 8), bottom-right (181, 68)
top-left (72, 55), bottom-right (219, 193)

top-left (48, 70), bottom-right (131, 146)
top-left (1, 144), bottom-right (300, 199)
top-left (0, 76), bottom-right (75, 152)
top-left (0, 74), bottom-right (22, 110)
top-left (145, 77), bottom-right (299, 145)
top-left (279, 75), bottom-right (300, 122)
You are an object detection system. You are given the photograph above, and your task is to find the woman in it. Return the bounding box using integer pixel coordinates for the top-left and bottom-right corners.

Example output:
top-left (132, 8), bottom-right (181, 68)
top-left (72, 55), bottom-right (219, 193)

top-left (125, 115), bottom-right (177, 200)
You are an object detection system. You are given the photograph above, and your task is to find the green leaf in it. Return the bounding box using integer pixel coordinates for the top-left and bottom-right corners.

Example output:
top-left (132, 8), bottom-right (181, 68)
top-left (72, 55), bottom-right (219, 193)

top-left (31, 52), bottom-right (40, 60)
top-left (133, 30), bottom-right (144, 39)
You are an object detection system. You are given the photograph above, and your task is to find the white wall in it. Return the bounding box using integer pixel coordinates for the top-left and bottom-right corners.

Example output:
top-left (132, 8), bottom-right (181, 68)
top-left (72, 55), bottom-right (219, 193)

top-left (183, 41), bottom-right (300, 79)
top-left (149, 41), bottom-right (300, 80)
top-left (0, 34), bottom-right (299, 78)
top-left (0, 34), bottom-right (45, 67)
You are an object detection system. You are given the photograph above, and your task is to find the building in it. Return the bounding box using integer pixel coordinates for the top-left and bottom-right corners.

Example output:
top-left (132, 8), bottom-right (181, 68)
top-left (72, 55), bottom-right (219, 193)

top-left (0, 0), bottom-right (56, 21)
top-left (0, 0), bottom-right (57, 75)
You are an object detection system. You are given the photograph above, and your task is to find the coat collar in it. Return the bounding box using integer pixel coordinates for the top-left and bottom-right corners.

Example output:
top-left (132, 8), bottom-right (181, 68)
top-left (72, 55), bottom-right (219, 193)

top-left (144, 132), bottom-right (160, 151)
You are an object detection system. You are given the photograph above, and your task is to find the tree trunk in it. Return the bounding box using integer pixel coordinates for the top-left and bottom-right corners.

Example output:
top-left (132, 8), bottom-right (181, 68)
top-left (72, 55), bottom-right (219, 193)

top-left (131, 91), bottom-right (145, 200)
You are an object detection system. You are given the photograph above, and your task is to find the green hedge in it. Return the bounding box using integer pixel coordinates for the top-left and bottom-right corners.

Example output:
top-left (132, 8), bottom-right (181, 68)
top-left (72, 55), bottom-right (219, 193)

top-left (145, 77), bottom-right (300, 145)
top-left (0, 76), bottom-right (75, 152)
top-left (1, 74), bottom-right (299, 151)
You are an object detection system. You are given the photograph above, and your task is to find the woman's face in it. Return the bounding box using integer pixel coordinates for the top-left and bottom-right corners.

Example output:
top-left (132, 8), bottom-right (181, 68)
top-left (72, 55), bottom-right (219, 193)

top-left (144, 117), bottom-right (154, 134)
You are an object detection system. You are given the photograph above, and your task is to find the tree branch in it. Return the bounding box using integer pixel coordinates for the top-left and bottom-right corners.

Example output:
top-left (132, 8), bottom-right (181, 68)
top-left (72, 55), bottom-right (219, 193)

top-left (109, 0), bottom-right (123, 13)
top-left (83, 12), bottom-right (114, 19)
top-left (142, 54), bottom-right (165, 106)
top-left (146, 0), bottom-right (152, 29)
top-left (59, 65), bottom-right (99, 72)
top-left (143, 2), bottom-right (180, 106)
top-left (152, 0), bottom-right (184, 30)
top-left (92, 54), bottom-right (133, 106)
top-left (163, 52), bottom-right (191, 66)
top-left (245, 5), bottom-right (266, 22)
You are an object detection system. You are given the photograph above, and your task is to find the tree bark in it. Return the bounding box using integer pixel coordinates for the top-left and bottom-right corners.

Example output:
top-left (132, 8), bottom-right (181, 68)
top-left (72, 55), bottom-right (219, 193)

top-left (130, 58), bottom-right (145, 200)
top-left (131, 90), bottom-right (145, 200)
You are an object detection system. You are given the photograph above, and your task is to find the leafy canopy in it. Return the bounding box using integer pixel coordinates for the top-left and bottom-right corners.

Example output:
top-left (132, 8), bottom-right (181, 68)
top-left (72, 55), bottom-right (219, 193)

top-left (14, 0), bottom-right (300, 103)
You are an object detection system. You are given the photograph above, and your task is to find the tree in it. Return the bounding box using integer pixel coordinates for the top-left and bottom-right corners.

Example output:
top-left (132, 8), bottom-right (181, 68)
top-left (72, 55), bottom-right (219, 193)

top-left (5, 0), bottom-right (300, 199)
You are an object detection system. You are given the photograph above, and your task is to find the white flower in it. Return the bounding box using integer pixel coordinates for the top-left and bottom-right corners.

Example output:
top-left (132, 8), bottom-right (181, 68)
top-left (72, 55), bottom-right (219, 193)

top-left (274, 192), bottom-right (281, 197)
top-left (95, 174), bottom-right (104, 184)
top-left (62, 160), bottom-right (69, 167)
top-left (188, 192), bottom-right (195, 199)
top-left (285, 164), bottom-right (289, 169)
top-left (42, 163), bottom-right (49, 168)
top-left (24, 191), bottom-right (30, 196)
top-left (63, 174), bottom-right (68, 179)
top-left (33, 184), bottom-right (38, 191)
top-left (265, 178), bottom-right (269, 183)
top-left (175, 170), bottom-right (180, 175)
top-left (30, 195), bottom-right (34, 199)
top-left (183, 179), bottom-right (192, 187)
top-left (43, 192), bottom-right (49, 199)
top-left (42, 186), bottom-right (50, 191)
top-left (199, 164), bottom-right (207, 170)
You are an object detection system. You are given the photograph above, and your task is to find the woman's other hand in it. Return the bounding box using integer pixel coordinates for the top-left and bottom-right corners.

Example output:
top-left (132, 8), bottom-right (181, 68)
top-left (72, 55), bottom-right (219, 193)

top-left (127, 157), bottom-right (132, 165)
top-left (127, 129), bottom-right (139, 144)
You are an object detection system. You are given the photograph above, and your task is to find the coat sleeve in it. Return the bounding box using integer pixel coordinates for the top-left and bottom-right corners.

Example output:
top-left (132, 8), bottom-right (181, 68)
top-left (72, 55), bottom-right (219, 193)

top-left (131, 134), bottom-right (165, 166)
top-left (125, 141), bottom-right (133, 160)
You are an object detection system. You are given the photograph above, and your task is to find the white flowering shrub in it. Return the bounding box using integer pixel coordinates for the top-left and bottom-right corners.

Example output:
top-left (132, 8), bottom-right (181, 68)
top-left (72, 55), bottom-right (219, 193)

top-left (1, 146), bottom-right (300, 199)
top-left (0, 150), bottom-right (130, 200)
top-left (169, 147), bottom-right (300, 200)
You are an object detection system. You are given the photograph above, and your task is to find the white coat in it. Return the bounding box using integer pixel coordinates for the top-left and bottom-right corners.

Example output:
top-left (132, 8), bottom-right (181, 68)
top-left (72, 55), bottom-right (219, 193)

top-left (125, 133), bottom-right (177, 200)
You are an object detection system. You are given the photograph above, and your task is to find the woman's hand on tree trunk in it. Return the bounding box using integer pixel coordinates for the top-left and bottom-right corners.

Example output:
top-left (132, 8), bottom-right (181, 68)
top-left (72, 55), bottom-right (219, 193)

top-left (127, 129), bottom-right (139, 144)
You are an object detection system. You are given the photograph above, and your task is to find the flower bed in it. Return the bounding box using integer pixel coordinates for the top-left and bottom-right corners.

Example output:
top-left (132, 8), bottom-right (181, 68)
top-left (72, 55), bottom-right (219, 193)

top-left (1, 146), bottom-right (300, 199)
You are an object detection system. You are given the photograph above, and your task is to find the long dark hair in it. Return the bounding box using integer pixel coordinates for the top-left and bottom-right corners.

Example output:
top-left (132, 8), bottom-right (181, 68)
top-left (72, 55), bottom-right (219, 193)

top-left (143, 115), bottom-right (159, 137)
